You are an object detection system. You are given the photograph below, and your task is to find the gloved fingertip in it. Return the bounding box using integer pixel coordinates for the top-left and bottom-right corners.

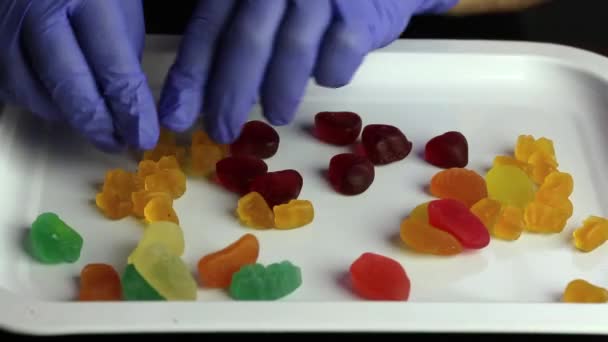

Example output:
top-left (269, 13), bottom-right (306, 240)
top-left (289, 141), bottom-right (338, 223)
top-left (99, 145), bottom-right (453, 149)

top-left (314, 72), bottom-right (353, 89)
top-left (89, 134), bottom-right (125, 153)
top-left (158, 85), bottom-right (201, 133)
top-left (262, 97), bottom-right (299, 126)
top-left (137, 124), bottom-right (160, 151)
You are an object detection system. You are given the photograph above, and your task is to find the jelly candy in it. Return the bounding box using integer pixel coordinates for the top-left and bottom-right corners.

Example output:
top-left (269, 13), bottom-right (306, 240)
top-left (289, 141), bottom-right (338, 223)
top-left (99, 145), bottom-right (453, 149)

top-left (216, 156), bottom-right (268, 194)
top-left (131, 191), bottom-right (172, 218)
top-left (485, 165), bottom-right (535, 208)
top-left (361, 124), bottom-right (412, 165)
top-left (408, 202), bottom-right (430, 222)
top-left (524, 201), bottom-right (569, 233)
top-left (79, 263), bottom-right (122, 301)
top-left (572, 216), bottom-right (608, 252)
top-left (424, 131), bottom-right (468, 168)
top-left (528, 151), bottom-right (558, 184)
top-left (229, 261), bottom-right (302, 300)
top-left (470, 198), bottom-right (524, 241)
top-left (96, 169), bottom-right (137, 219)
top-left (28, 212), bottom-right (83, 264)
top-left (537, 172), bottom-right (573, 198)
top-left (400, 217), bottom-right (463, 256)
top-left (470, 198), bottom-right (501, 229)
top-left (230, 120), bottom-right (280, 159)
top-left (121, 264), bottom-right (165, 301)
top-left (131, 242), bottom-right (197, 301)
top-left (249, 170), bottom-right (303, 208)
top-left (328, 153), bottom-right (375, 195)
top-left (428, 199), bottom-right (490, 249)
top-left (314, 111), bottom-right (362, 145)
top-left (128, 221), bottom-right (185, 264)
top-left (514, 135), bottom-right (555, 163)
top-left (198, 234), bottom-right (260, 288)
top-left (143, 196), bottom-right (179, 224)
top-left (144, 169), bottom-right (187, 199)
top-left (143, 129), bottom-right (186, 165)
top-left (349, 252), bottom-right (410, 301)
top-left (562, 279), bottom-right (608, 303)
top-left (493, 155), bottom-right (532, 175)
top-left (190, 143), bottom-right (225, 177)
top-left (273, 200), bottom-right (314, 230)
top-left (236, 192), bottom-right (275, 229)
top-left (429, 168), bottom-right (487, 208)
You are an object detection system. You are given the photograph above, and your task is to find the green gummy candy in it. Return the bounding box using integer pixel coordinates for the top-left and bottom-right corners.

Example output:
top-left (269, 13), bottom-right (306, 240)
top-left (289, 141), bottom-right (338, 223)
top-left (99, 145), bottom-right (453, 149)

top-left (121, 264), bottom-right (165, 301)
top-left (28, 212), bottom-right (83, 264)
top-left (229, 261), bottom-right (302, 301)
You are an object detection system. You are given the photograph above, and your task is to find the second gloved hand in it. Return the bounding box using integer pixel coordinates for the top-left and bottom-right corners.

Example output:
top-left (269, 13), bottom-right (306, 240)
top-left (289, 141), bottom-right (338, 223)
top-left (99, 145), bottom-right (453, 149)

top-left (158, 0), bottom-right (458, 143)
top-left (0, 0), bottom-right (159, 152)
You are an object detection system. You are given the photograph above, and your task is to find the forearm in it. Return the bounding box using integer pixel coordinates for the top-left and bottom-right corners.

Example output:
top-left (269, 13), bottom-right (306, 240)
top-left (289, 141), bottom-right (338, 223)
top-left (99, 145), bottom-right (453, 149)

top-left (448, 0), bottom-right (549, 15)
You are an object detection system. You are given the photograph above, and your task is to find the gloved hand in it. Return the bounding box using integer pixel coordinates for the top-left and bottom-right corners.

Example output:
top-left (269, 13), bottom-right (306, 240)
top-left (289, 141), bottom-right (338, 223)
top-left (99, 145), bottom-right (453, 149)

top-left (158, 0), bottom-right (458, 143)
top-left (0, 0), bottom-right (158, 152)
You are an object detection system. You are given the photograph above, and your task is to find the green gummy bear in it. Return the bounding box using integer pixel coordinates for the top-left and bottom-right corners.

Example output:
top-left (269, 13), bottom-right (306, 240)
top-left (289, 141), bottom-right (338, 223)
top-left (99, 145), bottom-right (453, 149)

top-left (121, 264), bottom-right (165, 301)
top-left (28, 212), bottom-right (83, 264)
top-left (229, 261), bottom-right (302, 300)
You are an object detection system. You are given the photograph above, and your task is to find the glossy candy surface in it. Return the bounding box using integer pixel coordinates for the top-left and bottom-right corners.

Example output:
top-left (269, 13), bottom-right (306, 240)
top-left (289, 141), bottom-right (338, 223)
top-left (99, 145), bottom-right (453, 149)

top-left (486, 165), bottom-right (535, 208)
top-left (524, 201), bottom-right (569, 233)
top-left (28, 213), bottom-right (83, 264)
top-left (424, 131), bottom-right (468, 168)
top-left (121, 264), bottom-right (165, 301)
top-left (400, 217), bottom-right (463, 256)
top-left (229, 261), bottom-right (302, 300)
top-left (562, 279), bottom-right (608, 303)
top-left (430, 168), bottom-right (487, 207)
top-left (198, 234), bottom-right (260, 288)
top-left (314, 111), bottom-right (362, 145)
top-left (572, 216), bottom-right (608, 252)
top-left (216, 156), bottom-right (268, 194)
top-left (361, 124), bottom-right (412, 165)
top-left (128, 221), bottom-right (184, 264)
top-left (249, 170), bottom-right (303, 208)
top-left (230, 120), bottom-right (280, 159)
top-left (428, 199), bottom-right (490, 249)
top-left (79, 263), bottom-right (122, 301)
top-left (349, 252), bottom-right (410, 301)
top-left (236, 192), bottom-right (275, 229)
top-left (273, 200), bottom-right (314, 229)
top-left (328, 153), bottom-right (375, 195)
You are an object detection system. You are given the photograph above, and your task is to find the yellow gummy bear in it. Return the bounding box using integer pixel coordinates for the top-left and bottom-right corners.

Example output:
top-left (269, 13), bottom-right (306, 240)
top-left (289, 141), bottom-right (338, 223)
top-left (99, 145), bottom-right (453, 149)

top-left (515, 135), bottom-right (556, 163)
top-left (524, 201), bottom-right (569, 233)
top-left (236, 192), bottom-right (275, 229)
top-left (471, 198), bottom-right (524, 241)
top-left (572, 216), bottom-right (608, 253)
top-left (485, 165), bottom-right (535, 209)
top-left (562, 279), bottom-right (608, 303)
top-left (128, 221), bottom-right (185, 264)
top-left (273, 200), bottom-right (314, 230)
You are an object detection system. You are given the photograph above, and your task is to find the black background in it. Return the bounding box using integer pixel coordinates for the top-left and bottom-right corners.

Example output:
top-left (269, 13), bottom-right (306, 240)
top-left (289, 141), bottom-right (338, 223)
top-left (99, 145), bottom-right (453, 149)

top-left (3, 0), bottom-right (608, 340)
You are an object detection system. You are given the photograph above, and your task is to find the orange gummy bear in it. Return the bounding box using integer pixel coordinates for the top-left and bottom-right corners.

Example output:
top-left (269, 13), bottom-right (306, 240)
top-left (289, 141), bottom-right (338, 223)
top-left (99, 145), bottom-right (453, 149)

top-left (430, 168), bottom-right (487, 207)
top-left (79, 263), bottom-right (122, 301)
top-left (143, 196), bottom-right (179, 224)
top-left (528, 151), bottom-right (558, 184)
top-left (273, 200), bottom-right (314, 229)
top-left (95, 189), bottom-right (133, 220)
top-left (143, 129), bottom-right (186, 165)
top-left (471, 198), bottom-right (524, 241)
top-left (236, 192), bottom-right (274, 229)
top-left (197, 234), bottom-right (260, 288)
top-left (524, 201), bottom-right (569, 233)
top-left (399, 217), bottom-right (463, 256)
top-left (132, 190), bottom-right (173, 218)
top-left (572, 216), bottom-right (608, 253)
top-left (144, 169), bottom-right (187, 199)
top-left (562, 279), bottom-right (608, 303)
top-left (191, 143), bottom-right (225, 177)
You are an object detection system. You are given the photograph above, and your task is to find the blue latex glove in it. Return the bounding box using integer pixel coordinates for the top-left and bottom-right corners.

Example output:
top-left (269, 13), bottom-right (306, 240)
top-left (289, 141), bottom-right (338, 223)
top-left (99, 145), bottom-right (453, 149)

top-left (0, 0), bottom-right (158, 152)
top-left (159, 0), bottom-right (459, 143)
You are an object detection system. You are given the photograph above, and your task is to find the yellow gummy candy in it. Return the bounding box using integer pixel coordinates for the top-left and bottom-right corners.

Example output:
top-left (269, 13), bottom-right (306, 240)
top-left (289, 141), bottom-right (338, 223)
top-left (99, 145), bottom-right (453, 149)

top-left (486, 165), bottom-right (535, 209)
top-left (524, 201), bottom-right (569, 233)
top-left (562, 279), bottom-right (608, 303)
top-left (471, 198), bottom-right (524, 241)
top-left (572, 216), bottom-right (608, 253)
top-left (409, 202), bottom-right (430, 222)
top-left (128, 221), bottom-right (185, 264)
top-left (273, 200), bottom-right (315, 230)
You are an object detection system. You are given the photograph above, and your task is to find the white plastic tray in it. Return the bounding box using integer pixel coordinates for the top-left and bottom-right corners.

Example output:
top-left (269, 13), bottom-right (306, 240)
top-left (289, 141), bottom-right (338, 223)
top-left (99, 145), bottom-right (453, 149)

top-left (1, 35), bottom-right (608, 335)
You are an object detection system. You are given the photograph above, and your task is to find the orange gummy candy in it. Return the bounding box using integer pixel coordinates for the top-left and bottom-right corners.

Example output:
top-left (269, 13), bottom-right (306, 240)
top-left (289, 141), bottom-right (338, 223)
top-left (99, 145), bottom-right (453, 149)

top-left (471, 198), bottom-right (524, 241)
top-left (408, 202), bottom-right (430, 222)
top-left (273, 200), bottom-right (314, 229)
top-left (132, 191), bottom-right (173, 218)
top-left (430, 168), bottom-right (487, 207)
top-left (79, 263), bottom-right (122, 301)
top-left (399, 217), bottom-right (463, 256)
top-left (528, 151), bottom-right (558, 184)
top-left (143, 196), bottom-right (179, 224)
top-left (143, 129), bottom-right (186, 165)
top-left (514, 135), bottom-right (555, 163)
top-left (144, 169), bottom-right (187, 199)
top-left (524, 201), bottom-right (569, 233)
top-left (95, 189), bottom-right (133, 220)
top-left (572, 216), bottom-right (608, 253)
top-left (191, 143), bottom-right (225, 177)
top-left (197, 234), bottom-right (260, 288)
top-left (562, 279), bottom-right (608, 303)
top-left (236, 192), bottom-right (275, 229)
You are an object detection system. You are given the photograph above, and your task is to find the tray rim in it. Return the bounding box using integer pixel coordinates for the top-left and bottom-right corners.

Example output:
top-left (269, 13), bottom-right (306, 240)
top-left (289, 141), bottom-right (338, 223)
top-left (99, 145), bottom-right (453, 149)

top-left (3, 36), bottom-right (608, 335)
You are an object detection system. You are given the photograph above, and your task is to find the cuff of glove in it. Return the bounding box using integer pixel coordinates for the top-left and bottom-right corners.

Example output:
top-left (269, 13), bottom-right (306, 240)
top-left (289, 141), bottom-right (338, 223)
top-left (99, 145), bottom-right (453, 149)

top-left (415, 0), bottom-right (460, 14)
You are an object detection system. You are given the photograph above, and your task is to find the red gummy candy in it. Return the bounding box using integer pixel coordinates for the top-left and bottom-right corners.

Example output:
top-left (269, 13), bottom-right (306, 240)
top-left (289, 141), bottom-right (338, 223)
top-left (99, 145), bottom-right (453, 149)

top-left (349, 252), bottom-right (410, 301)
top-left (424, 131), bottom-right (468, 168)
top-left (249, 170), bottom-right (303, 208)
top-left (428, 199), bottom-right (490, 249)
top-left (361, 124), bottom-right (412, 165)
top-left (314, 111), bottom-right (362, 145)
top-left (328, 153), bottom-right (375, 195)
top-left (230, 120), bottom-right (280, 159)
top-left (216, 156), bottom-right (268, 194)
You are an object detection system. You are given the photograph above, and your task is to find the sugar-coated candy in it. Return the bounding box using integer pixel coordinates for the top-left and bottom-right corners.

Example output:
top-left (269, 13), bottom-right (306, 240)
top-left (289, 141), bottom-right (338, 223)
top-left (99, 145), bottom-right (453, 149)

top-left (121, 264), bottom-right (165, 301)
top-left (143, 196), bottom-right (179, 224)
top-left (424, 131), bottom-right (468, 168)
top-left (493, 155), bottom-right (532, 175)
top-left (328, 153), bottom-right (375, 195)
top-left (96, 169), bottom-right (137, 219)
top-left (408, 202), bottom-right (430, 222)
top-left (249, 170), bottom-right (303, 208)
top-left (486, 165), bottom-right (535, 208)
top-left (470, 198), bottom-right (524, 241)
top-left (131, 191), bottom-right (172, 218)
top-left (28, 212), bottom-right (83, 264)
top-left (428, 199), bottom-right (490, 249)
top-left (190, 143), bottom-right (225, 177)
top-left (216, 156), bottom-right (269, 194)
top-left (572, 216), bottom-right (608, 253)
top-left (430, 168), bottom-right (487, 208)
top-left (314, 111), bottom-right (362, 146)
top-left (273, 200), bottom-right (314, 230)
top-left (198, 234), bottom-right (260, 288)
top-left (229, 261), bottom-right (302, 300)
top-left (79, 263), bottom-right (122, 301)
top-left (143, 129), bottom-right (186, 165)
top-left (400, 217), bottom-right (463, 256)
top-left (132, 242), bottom-right (197, 301)
top-left (349, 252), bottom-right (410, 301)
top-left (230, 120), bottom-right (280, 159)
top-left (236, 192), bottom-right (275, 229)
top-left (127, 221), bottom-right (185, 264)
top-left (144, 168), bottom-right (187, 199)
top-left (562, 279), bottom-right (608, 303)
top-left (361, 124), bottom-right (412, 165)
top-left (524, 201), bottom-right (569, 233)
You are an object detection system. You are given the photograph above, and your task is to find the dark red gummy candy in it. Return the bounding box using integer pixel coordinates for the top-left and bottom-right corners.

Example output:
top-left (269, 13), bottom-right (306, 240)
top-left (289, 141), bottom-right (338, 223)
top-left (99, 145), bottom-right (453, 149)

top-left (249, 170), bottom-right (303, 208)
top-left (216, 156), bottom-right (268, 194)
top-left (314, 111), bottom-right (362, 145)
top-left (230, 120), bottom-right (280, 159)
top-left (349, 252), bottom-right (410, 301)
top-left (361, 124), bottom-right (412, 165)
top-left (427, 199), bottom-right (490, 249)
top-left (424, 131), bottom-right (468, 168)
top-left (328, 153), bottom-right (375, 195)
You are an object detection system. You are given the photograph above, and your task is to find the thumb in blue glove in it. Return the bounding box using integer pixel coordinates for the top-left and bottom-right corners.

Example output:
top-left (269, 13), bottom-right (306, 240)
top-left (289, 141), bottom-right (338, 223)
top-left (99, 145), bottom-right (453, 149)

top-left (158, 0), bottom-right (458, 144)
top-left (0, 0), bottom-right (158, 152)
